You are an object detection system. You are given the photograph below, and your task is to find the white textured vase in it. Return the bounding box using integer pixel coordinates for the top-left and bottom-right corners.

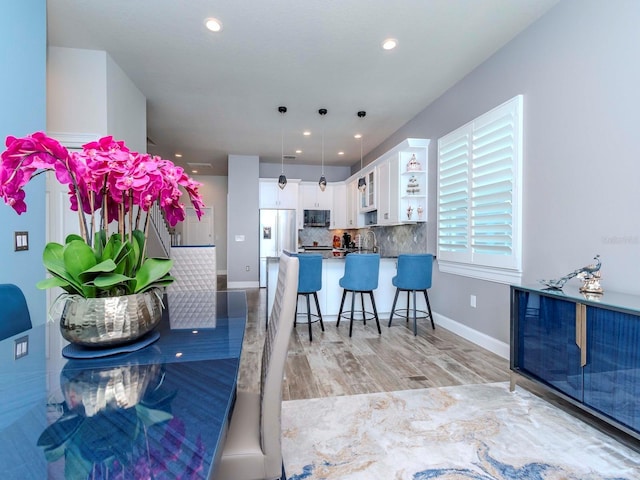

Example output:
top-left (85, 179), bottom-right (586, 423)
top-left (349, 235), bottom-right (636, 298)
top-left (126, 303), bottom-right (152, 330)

top-left (59, 289), bottom-right (163, 347)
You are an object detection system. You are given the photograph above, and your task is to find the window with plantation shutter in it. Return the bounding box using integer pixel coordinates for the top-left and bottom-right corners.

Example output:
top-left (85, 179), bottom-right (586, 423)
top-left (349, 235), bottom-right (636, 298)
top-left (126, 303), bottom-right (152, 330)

top-left (437, 95), bottom-right (523, 283)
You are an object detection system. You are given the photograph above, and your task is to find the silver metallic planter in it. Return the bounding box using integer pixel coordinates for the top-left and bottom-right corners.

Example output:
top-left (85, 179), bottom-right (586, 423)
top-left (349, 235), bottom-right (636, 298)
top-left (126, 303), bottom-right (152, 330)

top-left (61, 362), bottom-right (162, 416)
top-left (59, 289), bottom-right (163, 347)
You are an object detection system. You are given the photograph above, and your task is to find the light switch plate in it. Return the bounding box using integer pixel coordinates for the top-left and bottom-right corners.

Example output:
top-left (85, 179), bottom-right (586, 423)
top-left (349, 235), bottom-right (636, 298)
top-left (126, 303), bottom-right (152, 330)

top-left (14, 335), bottom-right (28, 359)
top-left (14, 231), bottom-right (29, 251)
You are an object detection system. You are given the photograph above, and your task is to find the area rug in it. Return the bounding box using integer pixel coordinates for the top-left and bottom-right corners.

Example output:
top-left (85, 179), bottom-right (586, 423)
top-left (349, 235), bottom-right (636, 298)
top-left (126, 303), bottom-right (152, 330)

top-left (281, 383), bottom-right (639, 479)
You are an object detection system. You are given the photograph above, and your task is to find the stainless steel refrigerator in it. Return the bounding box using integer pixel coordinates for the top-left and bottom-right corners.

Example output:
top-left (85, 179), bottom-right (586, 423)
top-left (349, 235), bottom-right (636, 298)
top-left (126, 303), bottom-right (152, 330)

top-left (259, 209), bottom-right (297, 287)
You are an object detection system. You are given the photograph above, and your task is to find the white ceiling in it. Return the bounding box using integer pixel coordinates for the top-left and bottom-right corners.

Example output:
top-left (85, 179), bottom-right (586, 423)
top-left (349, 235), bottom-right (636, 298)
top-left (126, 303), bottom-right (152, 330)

top-left (47, 0), bottom-right (559, 175)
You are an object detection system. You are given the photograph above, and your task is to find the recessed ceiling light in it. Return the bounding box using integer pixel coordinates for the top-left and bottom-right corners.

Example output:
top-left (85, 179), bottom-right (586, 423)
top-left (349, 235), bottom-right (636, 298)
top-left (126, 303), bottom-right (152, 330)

top-left (382, 38), bottom-right (398, 50)
top-left (354, 134), bottom-right (362, 139)
top-left (205, 17), bottom-right (223, 32)
top-left (174, 153), bottom-right (182, 158)
top-left (192, 170), bottom-right (198, 174)
top-left (303, 131), bottom-right (311, 136)
top-left (296, 150), bottom-right (302, 154)
top-left (338, 151), bottom-right (344, 155)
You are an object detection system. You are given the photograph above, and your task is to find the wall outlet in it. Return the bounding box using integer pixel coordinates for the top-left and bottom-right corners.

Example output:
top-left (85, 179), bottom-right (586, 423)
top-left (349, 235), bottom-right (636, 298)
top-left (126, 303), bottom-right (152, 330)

top-left (470, 295), bottom-right (477, 308)
top-left (245, 265), bottom-right (250, 271)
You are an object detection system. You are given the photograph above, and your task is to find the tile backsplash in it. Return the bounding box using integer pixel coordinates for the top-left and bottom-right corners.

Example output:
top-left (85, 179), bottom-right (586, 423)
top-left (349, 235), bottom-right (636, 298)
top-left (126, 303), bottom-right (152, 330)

top-left (298, 223), bottom-right (428, 257)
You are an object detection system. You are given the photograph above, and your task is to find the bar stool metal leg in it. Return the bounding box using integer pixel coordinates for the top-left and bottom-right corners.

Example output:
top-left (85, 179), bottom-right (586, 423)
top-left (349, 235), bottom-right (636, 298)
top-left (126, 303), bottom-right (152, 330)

top-left (313, 292), bottom-right (325, 332)
top-left (337, 290), bottom-right (347, 328)
top-left (424, 290), bottom-right (435, 329)
top-left (306, 293), bottom-right (313, 341)
top-left (388, 289), bottom-right (400, 327)
top-left (349, 291), bottom-right (356, 337)
top-left (412, 290), bottom-right (418, 336)
top-left (369, 291), bottom-right (381, 334)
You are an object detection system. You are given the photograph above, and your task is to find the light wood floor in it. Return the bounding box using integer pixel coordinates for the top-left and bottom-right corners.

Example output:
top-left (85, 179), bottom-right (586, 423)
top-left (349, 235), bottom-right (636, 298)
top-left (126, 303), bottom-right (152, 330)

top-left (219, 277), bottom-right (640, 452)
top-left (227, 279), bottom-right (511, 401)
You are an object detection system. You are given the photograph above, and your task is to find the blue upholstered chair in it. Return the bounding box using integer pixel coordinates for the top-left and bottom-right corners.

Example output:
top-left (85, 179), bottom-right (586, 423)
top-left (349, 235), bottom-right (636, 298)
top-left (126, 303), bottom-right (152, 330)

top-left (336, 253), bottom-right (381, 337)
top-left (296, 254), bottom-right (324, 341)
top-left (0, 284), bottom-right (32, 341)
top-left (388, 254), bottom-right (435, 336)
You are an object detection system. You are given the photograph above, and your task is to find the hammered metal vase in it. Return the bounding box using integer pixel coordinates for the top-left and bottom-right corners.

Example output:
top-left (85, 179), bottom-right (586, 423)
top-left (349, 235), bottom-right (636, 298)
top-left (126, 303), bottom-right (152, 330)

top-left (60, 362), bottom-right (162, 416)
top-left (59, 289), bottom-right (163, 347)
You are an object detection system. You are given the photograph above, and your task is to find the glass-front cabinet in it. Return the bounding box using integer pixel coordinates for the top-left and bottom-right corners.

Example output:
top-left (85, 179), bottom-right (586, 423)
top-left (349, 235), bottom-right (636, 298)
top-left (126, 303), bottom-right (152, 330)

top-left (359, 169), bottom-right (376, 212)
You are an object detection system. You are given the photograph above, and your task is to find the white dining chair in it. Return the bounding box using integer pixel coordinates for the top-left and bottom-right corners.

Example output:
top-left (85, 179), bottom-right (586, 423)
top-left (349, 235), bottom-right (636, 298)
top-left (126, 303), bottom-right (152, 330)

top-left (214, 254), bottom-right (299, 480)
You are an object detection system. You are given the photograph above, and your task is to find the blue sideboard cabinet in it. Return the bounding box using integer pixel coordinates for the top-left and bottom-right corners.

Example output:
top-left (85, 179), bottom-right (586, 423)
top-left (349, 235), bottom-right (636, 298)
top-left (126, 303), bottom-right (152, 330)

top-left (511, 285), bottom-right (640, 440)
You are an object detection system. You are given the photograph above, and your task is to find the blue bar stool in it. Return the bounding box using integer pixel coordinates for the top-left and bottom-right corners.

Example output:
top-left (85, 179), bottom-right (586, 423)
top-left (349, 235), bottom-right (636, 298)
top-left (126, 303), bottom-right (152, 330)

top-left (336, 253), bottom-right (381, 337)
top-left (388, 254), bottom-right (435, 336)
top-left (295, 254), bottom-right (324, 341)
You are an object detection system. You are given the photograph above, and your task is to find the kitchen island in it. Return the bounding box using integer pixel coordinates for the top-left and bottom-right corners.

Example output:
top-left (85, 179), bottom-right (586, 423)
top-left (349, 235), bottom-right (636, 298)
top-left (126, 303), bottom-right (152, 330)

top-left (266, 253), bottom-right (429, 323)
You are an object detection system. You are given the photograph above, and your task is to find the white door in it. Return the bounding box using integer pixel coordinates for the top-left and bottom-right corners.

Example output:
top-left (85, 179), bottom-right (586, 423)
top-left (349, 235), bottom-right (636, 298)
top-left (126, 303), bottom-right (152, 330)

top-left (183, 206), bottom-right (214, 245)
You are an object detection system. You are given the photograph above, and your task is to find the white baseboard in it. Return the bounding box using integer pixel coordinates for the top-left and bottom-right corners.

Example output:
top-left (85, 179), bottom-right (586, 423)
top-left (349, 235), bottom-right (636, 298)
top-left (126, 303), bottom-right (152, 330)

top-left (433, 312), bottom-right (509, 360)
top-left (227, 281), bottom-right (259, 289)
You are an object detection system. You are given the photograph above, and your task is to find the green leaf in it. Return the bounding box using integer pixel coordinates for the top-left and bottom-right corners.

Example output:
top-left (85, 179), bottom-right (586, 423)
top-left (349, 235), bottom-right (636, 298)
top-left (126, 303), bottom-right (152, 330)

top-left (36, 276), bottom-right (70, 290)
top-left (93, 230), bottom-right (107, 258)
top-left (115, 242), bottom-right (134, 276)
top-left (63, 240), bottom-right (97, 279)
top-left (87, 273), bottom-right (133, 289)
top-left (77, 260), bottom-right (117, 285)
top-left (134, 258), bottom-right (173, 293)
top-left (132, 229), bottom-right (146, 270)
top-left (62, 240), bottom-right (99, 297)
top-left (65, 233), bottom-right (84, 244)
top-left (41, 243), bottom-right (85, 295)
top-left (136, 275), bottom-right (175, 293)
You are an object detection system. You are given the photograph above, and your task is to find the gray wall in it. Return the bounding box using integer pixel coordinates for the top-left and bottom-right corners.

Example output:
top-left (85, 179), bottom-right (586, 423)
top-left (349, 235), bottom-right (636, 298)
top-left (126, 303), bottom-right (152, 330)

top-left (259, 162), bottom-right (352, 183)
top-left (0, 0), bottom-right (47, 325)
top-left (365, 0), bottom-right (640, 344)
top-left (227, 155), bottom-right (260, 287)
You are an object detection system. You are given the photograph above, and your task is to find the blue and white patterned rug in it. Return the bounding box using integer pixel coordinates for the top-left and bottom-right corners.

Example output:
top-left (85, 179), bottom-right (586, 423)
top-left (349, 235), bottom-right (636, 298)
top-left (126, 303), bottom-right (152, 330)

top-left (281, 383), bottom-right (639, 479)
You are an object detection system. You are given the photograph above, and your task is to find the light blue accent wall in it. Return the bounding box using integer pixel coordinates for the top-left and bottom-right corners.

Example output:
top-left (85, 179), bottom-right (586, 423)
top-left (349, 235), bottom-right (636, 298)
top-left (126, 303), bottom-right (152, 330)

top-left (0, 0), bottom-right (47, 325)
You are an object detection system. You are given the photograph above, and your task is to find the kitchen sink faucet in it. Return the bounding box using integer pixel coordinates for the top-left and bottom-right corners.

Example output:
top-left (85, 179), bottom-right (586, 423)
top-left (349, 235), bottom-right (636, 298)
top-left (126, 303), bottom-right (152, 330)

top-left (365, 229), bottom-right (378, 253)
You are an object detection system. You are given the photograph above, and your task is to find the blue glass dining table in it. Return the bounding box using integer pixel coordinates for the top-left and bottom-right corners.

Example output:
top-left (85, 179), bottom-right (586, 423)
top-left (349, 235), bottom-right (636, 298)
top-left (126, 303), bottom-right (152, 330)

top-left (0, 290), bottom-right (247, 479)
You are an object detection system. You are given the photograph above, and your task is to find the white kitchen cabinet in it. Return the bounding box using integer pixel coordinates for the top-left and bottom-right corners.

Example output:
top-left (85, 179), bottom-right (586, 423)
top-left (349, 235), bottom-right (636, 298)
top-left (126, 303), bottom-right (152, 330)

top-left (358, 169), bottom-right (376, 213)
top-left (376, 157), bottom-right (400, 225)
top-left (332, 183), bottom-right (347, 229)
top-left (300, 182), bottom-right (333, 210)
top-left (259, 178), bottom-right (299, 209)
top-left (346, 179), bottom-right (361, 228)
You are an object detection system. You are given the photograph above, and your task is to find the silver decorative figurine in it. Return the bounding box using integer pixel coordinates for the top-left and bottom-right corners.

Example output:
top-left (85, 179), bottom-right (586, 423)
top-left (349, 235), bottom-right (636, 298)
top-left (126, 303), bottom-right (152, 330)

top-left (539, 255), bottom-right (602, 293)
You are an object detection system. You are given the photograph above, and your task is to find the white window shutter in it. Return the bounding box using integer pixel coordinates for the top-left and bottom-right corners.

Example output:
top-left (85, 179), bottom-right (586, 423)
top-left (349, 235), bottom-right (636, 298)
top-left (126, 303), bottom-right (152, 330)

top-left (437, 95), bottom-right (523, 282)
top-left (437, 126), bottom-right (471, 263)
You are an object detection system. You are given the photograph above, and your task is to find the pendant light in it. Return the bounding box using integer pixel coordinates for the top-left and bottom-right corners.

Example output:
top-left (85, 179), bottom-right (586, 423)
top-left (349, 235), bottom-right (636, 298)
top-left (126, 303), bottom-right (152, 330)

top-left (356, 110), bottom-right (367, 192)
top-left (278, 106), bottom-right (287, 189)
top-left (318, 108), bottom-right (327, 191)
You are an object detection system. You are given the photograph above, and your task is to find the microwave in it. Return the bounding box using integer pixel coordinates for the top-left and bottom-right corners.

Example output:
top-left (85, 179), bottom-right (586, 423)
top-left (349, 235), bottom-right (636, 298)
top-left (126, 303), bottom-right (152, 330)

top-left (303, 209), bottom-right (331, 227)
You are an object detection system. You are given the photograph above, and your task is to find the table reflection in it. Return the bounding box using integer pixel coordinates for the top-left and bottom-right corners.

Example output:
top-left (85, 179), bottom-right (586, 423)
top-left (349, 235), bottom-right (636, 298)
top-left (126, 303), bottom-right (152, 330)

top-left (40, 353), bottom-right (208, 479)
top-left (0, 290), bottom-right (247, 479)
